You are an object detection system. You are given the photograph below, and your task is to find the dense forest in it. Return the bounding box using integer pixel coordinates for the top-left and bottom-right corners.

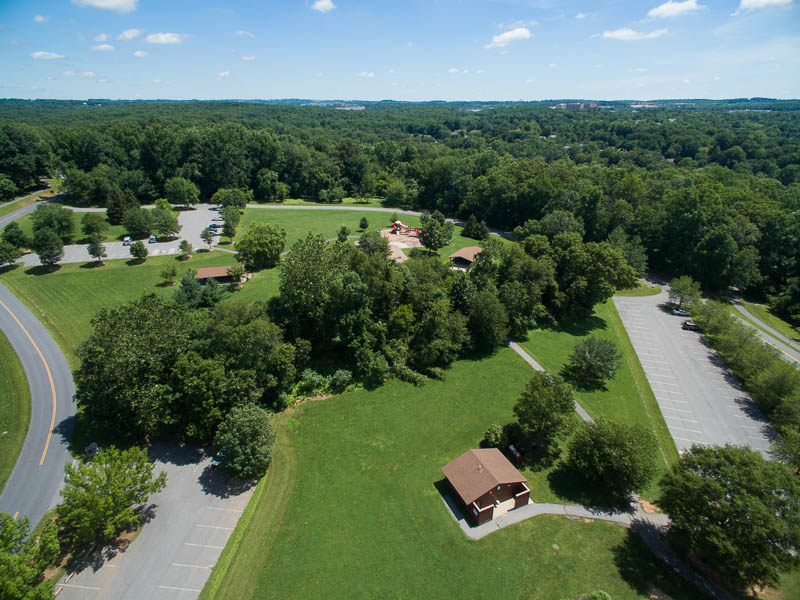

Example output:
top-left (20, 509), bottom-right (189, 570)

top-left (1, 98), bottom-right (798, 327)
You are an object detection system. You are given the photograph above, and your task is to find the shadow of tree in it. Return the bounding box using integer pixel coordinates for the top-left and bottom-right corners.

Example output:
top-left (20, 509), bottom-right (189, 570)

top-left (547, 462), bottom-right (628, 510)
top-left (148, 441), bottom-right (205, 467)
top-left (197, 464), bottom-right (256, 499)
top-left (24, 264), bottom-right (60, 276)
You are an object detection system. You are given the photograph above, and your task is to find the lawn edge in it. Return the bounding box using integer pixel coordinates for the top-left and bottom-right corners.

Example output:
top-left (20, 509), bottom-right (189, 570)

top-left (0, 328), bottom-right (32, 494)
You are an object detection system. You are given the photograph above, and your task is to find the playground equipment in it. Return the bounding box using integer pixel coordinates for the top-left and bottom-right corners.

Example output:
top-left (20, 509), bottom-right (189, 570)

top-left (391, 221), bottom-right (420, 237)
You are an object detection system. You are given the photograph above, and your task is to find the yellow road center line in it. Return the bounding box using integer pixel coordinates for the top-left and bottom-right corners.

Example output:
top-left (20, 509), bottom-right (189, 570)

top-left (0, 298), bottom-right (57, 465)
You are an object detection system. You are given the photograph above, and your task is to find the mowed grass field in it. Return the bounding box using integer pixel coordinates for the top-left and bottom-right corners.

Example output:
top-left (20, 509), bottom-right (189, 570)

top-left (0, 329), bottom-right (30, 494)
top-left (741, 300), bottom-right (800, 339)
top-left (201, 348), bottom-right (705, 600)
top-left (14, 210), bottom-right (127, 244)
top-left (519, 299), bottom-right (678, 501)
top-left (0, 251), bottom-right (278, 369)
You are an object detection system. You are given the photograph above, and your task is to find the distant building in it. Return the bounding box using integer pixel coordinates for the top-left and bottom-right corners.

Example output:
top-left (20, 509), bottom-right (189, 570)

top-left (551, 102), bottom-right (597, 110)
top-left (449, 246), bottom-right (482, 270)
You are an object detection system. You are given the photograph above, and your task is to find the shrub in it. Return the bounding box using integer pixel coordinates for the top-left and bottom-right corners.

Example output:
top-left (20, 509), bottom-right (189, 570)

top-left (329, 369), bottom-right (353, 393)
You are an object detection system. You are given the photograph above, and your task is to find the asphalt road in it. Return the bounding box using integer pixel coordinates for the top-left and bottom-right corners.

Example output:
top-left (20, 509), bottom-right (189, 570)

top-left (0, 197), bottom-right (48, 230)
top-left (56, 444), bottom-right (254, 600)
top-left (730, 301), bottom-right (800, 367)
top-left (0, 282), bottom-right (75, 527)
top-left (614, 288), bottom-right (774, 455)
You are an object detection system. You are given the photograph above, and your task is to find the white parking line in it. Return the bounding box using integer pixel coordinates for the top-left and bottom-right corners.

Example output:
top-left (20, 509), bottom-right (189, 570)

top-left (159, 585), bottom-right (202, 593)
top-left (185, 542), bottom-right (225, 549)
top-left (665, 415), bottom-right (700, 424)
top-left (662, 407), bottom-right (695, 414)
top-left (173, 563), bottom-right (211, 569)
top-left (672, 435), bottom-right (705, 444)
top-left (669, 425), bottom-right (704, 435)
top-left (196, 524), bottom-right (234, 530)
top-left (58, 583), bottom-right (101, 590)
top-left (206, 506), bottom-right (244, 513)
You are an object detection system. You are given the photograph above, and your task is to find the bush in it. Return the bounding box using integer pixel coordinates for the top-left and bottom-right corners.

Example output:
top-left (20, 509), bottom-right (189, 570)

top-left (329, 369), bottom-right (352, 393)
top-left (427, 367), bottom-right (447, 381)
top-left (298, 368), bottom-right (330, 396)
top-left (482, 424), bottom-right (504, 448)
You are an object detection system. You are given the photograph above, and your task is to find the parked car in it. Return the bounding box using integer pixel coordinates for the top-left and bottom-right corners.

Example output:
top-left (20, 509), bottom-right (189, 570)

top-left (84, 442), bottom-right (99, 457)
top-left (122, 236), bottom-right (132, 246)
top-left (682, 320), bottom-right (703, 331)
top-left (212, 216), bottom-right (224, 222)
top-left (148, 234), bottom-right (157, 244)
top-left (208, 223), bottom-right (221, 229)
top-left (211, 451), bottom-right (224, 468)
top-left (672, 308), bottom-right (690, 316)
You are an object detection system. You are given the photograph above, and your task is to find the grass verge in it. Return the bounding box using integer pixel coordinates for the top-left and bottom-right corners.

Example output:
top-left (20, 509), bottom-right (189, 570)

top-left (519, 299), bottom-right (678, 501)
top-left (740, 300), bottom-right (799, 340)
top-left (14, 210), bottom-right (127, 244)
top-left (0, 182), bottom-right (56, 220)
top-left (204, 348), bottom-right (705, 600)
top-left (616, 281), bottom-right (662, 297)
top-left (0, 329), bottom-right (30, 494)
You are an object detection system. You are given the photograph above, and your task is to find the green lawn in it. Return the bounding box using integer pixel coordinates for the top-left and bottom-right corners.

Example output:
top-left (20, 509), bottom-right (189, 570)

top-left (0, 252), bottom-right (267, 369)
top-left (202, 348), bottom-right (705, 600)
top-left (14, 210), bottom-right (127, 244)
top-left (741, 300), bottom-right (800, 339)
top-left (519, 300), bottom-right (678, 501)
top-left (0, 329), bottom-right (30, 495)
top-left (238, 208), bottom-right (422, 246)
top-left (279, 197), bottom-right (389, 208)
top-left (616, 281), bottom-right (662, 297)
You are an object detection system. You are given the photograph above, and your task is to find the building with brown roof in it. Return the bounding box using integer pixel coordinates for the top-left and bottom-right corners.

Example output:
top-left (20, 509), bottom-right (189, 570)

top-left (448, 246), bottom-right (482, 270)
top-left (441, 448), bottom-right (530, 525)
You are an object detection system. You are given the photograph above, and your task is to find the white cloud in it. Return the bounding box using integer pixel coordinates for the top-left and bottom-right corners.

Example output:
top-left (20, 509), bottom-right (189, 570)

top-left (407, 41), bottom-right (414, 47)
top-left (34, 15), bottom-right (49, 23)
top-left (602, 27), bottom-right (668, 40)
top-left (133, 50), bottom-right (148, 57)
top-left (576, 12), bottom-right (590, 19)
top-left (713, 74), bottom-right (721, 80)
top-left (526, 78), bottom-right (536, 83)
top-left (117, 28), bottom-right (143, 41)
top-left (94, 33), bottom-right (109, 41)
top-left (145, 32), bottom-right (186, 44)
top-left (631, 67), bottom-right (649, 72)
top-left (235, 30), bottom-right (255, 38)
top-left (241, 55), bottom-right (255, 61)
top-left (448, 67), bottom-right (459, 73)
top-left (216, 70), bottom-right (230, 79)
top-left (31, 51), bottom-right (64, 59)
top-left (734, 0), bottom-right (791, 14)
top-left (548, 62), bottom-right (557, 68)
top-left (91, 43), bottom-right (115, 51)
top-left (82, 71), bottom-right (96, 77)
top-left (312, 0), bottom-right (335, 12)
top-left (71, 0), bottom-right (138, 14)
top-left (648, 0), bottom-right (704, 18)
top-left (152, 78), bottom-right (162, 84)
top-left (358, 71), bottom-right (375, 78)
top-left (485, 27), bottom-right (532, 49)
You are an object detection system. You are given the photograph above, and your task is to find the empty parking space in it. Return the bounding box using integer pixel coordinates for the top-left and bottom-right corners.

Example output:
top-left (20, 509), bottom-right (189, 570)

top-left (56, 443), bottom-right (254, 600)
top-left (614, 291), bottom-right (774, 455)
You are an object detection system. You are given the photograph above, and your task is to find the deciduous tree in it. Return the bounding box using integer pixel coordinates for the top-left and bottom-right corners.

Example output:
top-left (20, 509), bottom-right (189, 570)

top-left (129, 240), bottom-right (148, 261)
top-left (235, 222), bottom-right (285, 269)
top-left (658, 444), bottom-right (800, 590)
top-left (1, 222), bottom-right (29, 249)
top-left (513, 371), bottom-right (575, 448)
top-left (565, 337), bottom-right (622, 386)
top-left (419, 218), bottom-right (453, 255)
top-left (81, 212), bottom-right (108, 239)
top-left (165, 176), bottom-right (199, 208)
top-left (32, 227), bottom-right (63, 267)
top-left (0, 240), bottom-right (22, 268)
top-left (467, 290), bottom-right (508, 353)
top-left (87, 234), bottom-right (106, 264)
top-left (57, 446), bottom-right (167, 546)
top-left (668, 275), bottom-right (701, 308)
top-left (213, 404), bottom-right (276, 479)
top-left (152, 206), bottom-right (181, 238)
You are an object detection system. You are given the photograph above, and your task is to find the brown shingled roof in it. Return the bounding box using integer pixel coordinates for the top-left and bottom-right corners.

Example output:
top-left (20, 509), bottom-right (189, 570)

top-left (441, 448), bottom-right (526, 506)
top-left (195, 266), bottom-right (234, 279)
top-left (448, 246), bottom-right (483, 263)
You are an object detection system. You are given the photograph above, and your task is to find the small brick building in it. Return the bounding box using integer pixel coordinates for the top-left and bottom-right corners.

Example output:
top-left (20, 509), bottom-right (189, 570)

top-left (442, 448), bottom-right (530, 525)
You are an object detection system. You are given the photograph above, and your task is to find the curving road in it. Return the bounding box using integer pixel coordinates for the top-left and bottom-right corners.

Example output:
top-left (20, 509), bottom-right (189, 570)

top-left (0, 282), bottom-right (74, 528)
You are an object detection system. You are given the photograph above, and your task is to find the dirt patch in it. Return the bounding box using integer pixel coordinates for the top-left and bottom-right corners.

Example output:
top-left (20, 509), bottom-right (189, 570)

top-left (380, 229), bottom-right (422, 263)
top-left (640, 500), bottom-right (661, 514)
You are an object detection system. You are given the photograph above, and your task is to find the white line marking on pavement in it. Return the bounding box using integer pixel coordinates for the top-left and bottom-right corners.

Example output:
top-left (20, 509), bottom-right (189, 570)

top-left (669, 425), bottom-right (704, 435)
top-left (185, 542), bottom-right (225, 549)
top-left (672, 436), bottom-right (705, 444)
top-left (662, 407), bottom-right (694, 414)
top-left (159, 585), bottom-right (202, 592)
top-left (58, 583), bottom-right (101, 590)
top-left (196, 524), bottom-right (234, 530)
top-left (206, 506), bottom-right (244, 513)
top-left (665, 415), bottom-right (700, 423)
top-left (173, 563), bottom-right (211, 569)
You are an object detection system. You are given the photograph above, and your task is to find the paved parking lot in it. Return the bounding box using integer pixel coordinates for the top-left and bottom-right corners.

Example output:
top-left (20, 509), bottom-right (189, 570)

top-left (614, 290), bottom-right (774, 455)
top-left (56, 443), bottom-right (254, 600)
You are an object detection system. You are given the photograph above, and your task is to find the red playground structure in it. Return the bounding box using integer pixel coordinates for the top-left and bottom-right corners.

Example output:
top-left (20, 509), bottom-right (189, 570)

top-left (391, 221), bottom-right (420, 236)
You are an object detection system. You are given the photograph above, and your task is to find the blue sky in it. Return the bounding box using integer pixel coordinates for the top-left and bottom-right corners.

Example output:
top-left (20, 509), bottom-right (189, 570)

top-left (1, 0), bottom-right (798, 100)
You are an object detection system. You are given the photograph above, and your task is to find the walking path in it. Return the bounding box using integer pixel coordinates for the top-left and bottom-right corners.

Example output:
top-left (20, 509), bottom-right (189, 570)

top-left (508, 341), bottom-right (594, 423)
top-left (729, 300), bottom-right (800, 367)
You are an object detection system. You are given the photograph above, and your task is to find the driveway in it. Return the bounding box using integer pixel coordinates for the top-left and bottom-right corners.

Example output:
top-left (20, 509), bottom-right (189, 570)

top-left (56, 443), bottom-right (254, 600)
top-left (18, 204), bottom-right (223, 267)
top-left (613, 289), bottom-right (774, 455)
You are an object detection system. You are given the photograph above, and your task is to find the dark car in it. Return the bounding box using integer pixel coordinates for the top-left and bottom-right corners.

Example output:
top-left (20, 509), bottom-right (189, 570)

top-left (682, 320), bottom-right (703, 331)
